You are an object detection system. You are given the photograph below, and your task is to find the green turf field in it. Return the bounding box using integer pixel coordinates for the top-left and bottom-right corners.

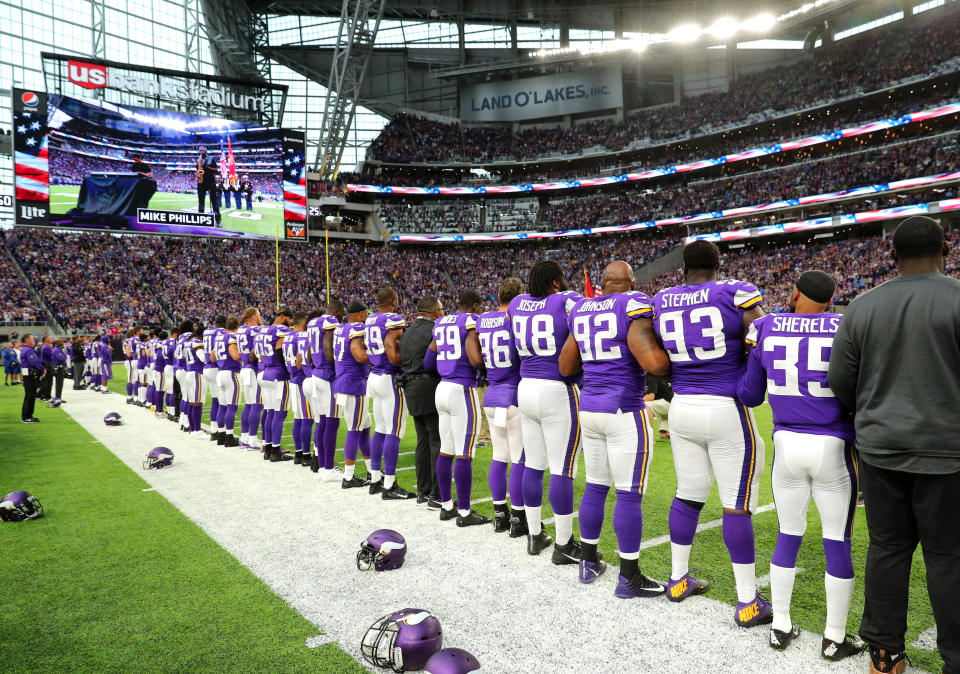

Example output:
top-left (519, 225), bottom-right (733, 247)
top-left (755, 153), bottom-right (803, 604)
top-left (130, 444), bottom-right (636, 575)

top-left (3, 379), bottom-right (942, 672)
top-left (49, 185), bottom-right (284, 238)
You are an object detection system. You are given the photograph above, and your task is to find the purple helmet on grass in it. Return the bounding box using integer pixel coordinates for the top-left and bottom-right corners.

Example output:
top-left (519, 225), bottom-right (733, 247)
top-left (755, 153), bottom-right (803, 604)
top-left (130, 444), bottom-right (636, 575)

top-left (361, 608), bottom-right (443, 672)
top-left (357, 529), bottom-right (407, 571)
top-left (424, 648), bottom-right (481, 674)
top-left (1, 490), bottom-right (44, 522)
top-left (143, 447), bottom-right (174, 470)
top-left (48, 397), bottom-right (62, 408)
top-left (104, 412), bottom-right (122, 426)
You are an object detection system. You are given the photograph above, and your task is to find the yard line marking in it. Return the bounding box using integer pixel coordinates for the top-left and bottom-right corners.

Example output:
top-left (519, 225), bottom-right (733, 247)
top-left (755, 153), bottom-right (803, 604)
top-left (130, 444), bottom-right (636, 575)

top-left (639, 503), bottom-right (777, 551)
top-left (470, 496), bottom-right (493, 505)
top-left (396, 466), bottom-right (416, 472)
top-left (542, 513), bottom-right (578, 526)
top-left (142, 488), bottom-right (156, 492)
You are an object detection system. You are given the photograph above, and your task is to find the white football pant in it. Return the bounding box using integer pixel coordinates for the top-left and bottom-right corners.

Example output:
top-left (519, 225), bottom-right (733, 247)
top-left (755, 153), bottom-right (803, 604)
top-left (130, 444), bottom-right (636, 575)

top-left (435, 381), bottom-right (481, 458)
top-left (580, 409), bottom-right (654, 493)
top-left (516, 378), bottom-right (581, 477)
top-left (368, 372), bottom-right (407, 438)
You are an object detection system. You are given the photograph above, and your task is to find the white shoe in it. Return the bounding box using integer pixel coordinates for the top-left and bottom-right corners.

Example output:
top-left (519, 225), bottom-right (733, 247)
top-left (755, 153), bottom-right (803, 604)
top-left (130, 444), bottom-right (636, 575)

top-left (323, 469), bottom-right (343, 482)
top-left (190, 431), bottom-right (206, 440)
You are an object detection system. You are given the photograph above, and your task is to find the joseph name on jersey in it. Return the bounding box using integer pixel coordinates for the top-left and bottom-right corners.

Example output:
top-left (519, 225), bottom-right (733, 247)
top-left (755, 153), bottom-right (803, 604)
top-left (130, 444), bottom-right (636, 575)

top-left (507, 290), bottom-right (582, 382)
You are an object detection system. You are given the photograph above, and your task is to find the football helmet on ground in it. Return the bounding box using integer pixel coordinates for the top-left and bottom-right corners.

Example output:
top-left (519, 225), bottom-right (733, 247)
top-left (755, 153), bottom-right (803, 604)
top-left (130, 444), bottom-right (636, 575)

top-left (143, 447), bottom-right (174, 470)
top-left (424, 648), bottom-right (481, 673)
top-left (103, 412), bottom-right (122, 426)
top-left (0, 490), bottom-right (44, 522)
top-left (361, 609), bottom-right (442, 672)
top-left (357, 529), bottom-right (407, 571)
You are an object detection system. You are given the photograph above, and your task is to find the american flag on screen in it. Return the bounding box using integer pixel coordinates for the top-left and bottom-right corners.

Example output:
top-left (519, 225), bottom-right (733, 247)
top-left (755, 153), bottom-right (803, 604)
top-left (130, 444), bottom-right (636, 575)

top-left (14, 111), bottom-right (49, 203)
top-left (282, 145), bottom-right (306, 222)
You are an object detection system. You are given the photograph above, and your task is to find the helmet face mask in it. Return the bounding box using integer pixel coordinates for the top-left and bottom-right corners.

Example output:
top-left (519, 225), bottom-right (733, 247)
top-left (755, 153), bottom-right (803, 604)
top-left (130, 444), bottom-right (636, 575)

top-left (357, 529), bottom-right (406, 572)
top-left (361, 609), bottom-right (442, 672)
top-left (0, 491), bottom-right (44, 522)
top-left (143, 447), bottom-right (174, 470)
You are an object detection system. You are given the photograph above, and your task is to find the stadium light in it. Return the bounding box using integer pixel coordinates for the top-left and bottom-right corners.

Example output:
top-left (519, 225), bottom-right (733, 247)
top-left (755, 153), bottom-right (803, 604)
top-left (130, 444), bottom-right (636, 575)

top-left (707, 17), bottom-right (739, 39)
top-left (668, 24), bottom-right (702, 43)
top-left (743, 13), bottom-right (776, 32)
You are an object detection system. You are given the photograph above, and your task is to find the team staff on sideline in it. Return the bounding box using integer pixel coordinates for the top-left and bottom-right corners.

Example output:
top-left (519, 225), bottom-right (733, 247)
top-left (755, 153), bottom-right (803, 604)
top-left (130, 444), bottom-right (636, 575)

top-left (19, 334), bottom-right (44, 423)
top-left (71, 336), bottom-right (85, 390)
top-left (828, 216), bottom-right (960, 674)
top-left (399, 296), bottom-right (444, 507)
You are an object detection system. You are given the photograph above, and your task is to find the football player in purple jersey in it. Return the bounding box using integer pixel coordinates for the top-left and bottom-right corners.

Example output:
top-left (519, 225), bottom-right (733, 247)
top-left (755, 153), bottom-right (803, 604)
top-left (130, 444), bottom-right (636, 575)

top-left (477, 277), bottom-right (525, 535)
top-left (293, 316), bottom-right (315, 468)
top-left (183, 326), bottom-right (207, 439)
top-left (124, 328), bottom-right (140, 403)
top-left (560, 261), bottom-right (672, 598)
top-left (283, 312), bottom-right (312, 465)
top-left (144, 330), bottom-right (158, 408)
top-left (203, 316), bottom-right (227, 441)
top-left (237, 308), bottom-right (264, 450)
top-left (651, 240), bottom-right (769, 627)
top-left (737, 271), bottom-right (861, 660)
top-left (426, 290), bottom-right (490, 527)
top-left (152, 330), bottom-right (168, 418)
top-left (366, 287), bottom-right (415, 500)
top-left (162, 328), bottom-right (179, 421)
top-left (98, 335), bottom-right (112, 391)
top-left (135, 332), bottom-right (150, 405)
top-left (174, 320), bottom-right (194, 432)
top-left (333, 301), bottom-right (374, 488)
top-left (213, 317), bottom-right (243, 447)
top-left (507, 260), bottom-right (583, 562)
top-left (304, 301), bottom-right (346, 480)
top-left (257, 307), bottom-right (294, 462)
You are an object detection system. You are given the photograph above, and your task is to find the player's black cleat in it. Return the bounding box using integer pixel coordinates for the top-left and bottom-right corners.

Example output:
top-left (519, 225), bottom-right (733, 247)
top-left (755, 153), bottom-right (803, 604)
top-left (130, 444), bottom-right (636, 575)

top-left (271, 449), bottom-right (294, 462)
top-left (293, 452), bottom-right (303, 465)
top-left (210, 431), bottom-right (219, 442)
top-left (217, 433), bottom-right (227, 446)
top-left (527, 530), bottom-right (553, 556)
top-left (368, 477), bottom-right (384, 496)
top-left (262, 444), bottom-right (273, 460)
top-left (493, 505), bottom-right (510, 533)
top-left (310, 455), bottom-right (320, 472)
top-left (821, 635), bottom-right (864, 662)
top-left (439, 506), bottom-right (458, 522)
top-left (551, 539), bottom-right (582, 565)
top-left (223, 434), bottom-right (239, 448)
top-left (341, 476), bottom-right (366, 489)
top-left (300, 453), bottom-right (313, 468)
top-left (614, 572), bottom-right (665, 599)
top-left (770, 624), bottom-right (801, 650)
top-left (457, 510), bottom-right (492, 527)
top-left (509, 509), bottom-right (529, 538)
top-left (382, 484), bottom-right (416, 500)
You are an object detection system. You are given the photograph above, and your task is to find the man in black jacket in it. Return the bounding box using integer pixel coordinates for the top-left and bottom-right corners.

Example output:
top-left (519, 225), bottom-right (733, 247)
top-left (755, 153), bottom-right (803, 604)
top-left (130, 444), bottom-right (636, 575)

top-left (828, 216), bottom-right (960, 674)
top-left (196, 146), bottom-right (221, 225)
top-left (71, 336), bottom-right (86, 390)
top-left (399, 296), bottom-right (444, 508)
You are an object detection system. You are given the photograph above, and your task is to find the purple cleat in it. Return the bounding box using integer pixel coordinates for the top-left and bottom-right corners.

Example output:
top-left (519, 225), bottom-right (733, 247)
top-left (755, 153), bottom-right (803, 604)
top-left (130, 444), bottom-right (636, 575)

top-left (735, 592), bottom-right (774, 628)
top-left (666, 572), bottom-right (710, 602)
top-left (614, 573), bottom-right (665, 599)
top-left (578, 559), bottom-right (607, 584)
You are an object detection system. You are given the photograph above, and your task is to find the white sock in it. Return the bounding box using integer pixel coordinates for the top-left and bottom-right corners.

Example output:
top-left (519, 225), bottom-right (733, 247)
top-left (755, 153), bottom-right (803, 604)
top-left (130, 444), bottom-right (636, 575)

top-left (671, 543), bottom-right (692, 581)
top-left (442, 499), bottom-right (453, 511)
top-left (370, 469), bottom-right (381, 483)
top-left (770, 563), bottom-right (797, 632)
top-left (383, 474), bottom-right (395, 489)
top-left (732, 562), bottom-right (758, 603)
top-left (344, 464), bottom-right (355, 480)
top-left (240, 433), bottom-right (248, 444)
top-left (824, 573), bottom-right (855, 643)
top-left (525, 505), bottom-right (542, 536)
top-left (363, 458), bottom-right (372, 472)
top-left (554, 513), bottom-right (574, 546)
top-left (458, 508), bottom-right (470, 517)
top-left (211, 422), bottom-right (219, 433)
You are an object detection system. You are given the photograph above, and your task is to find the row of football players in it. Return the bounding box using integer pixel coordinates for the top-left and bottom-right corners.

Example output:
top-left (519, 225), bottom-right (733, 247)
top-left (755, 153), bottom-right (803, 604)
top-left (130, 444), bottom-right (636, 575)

top-left (116, 240), bottom-right (858, 660)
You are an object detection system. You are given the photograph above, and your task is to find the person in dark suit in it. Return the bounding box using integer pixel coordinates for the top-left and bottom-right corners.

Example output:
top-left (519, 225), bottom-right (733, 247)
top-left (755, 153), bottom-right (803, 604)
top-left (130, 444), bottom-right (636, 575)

top-left (19, 334), bottom-right (43, 423)
top-left (399, 296), bottom-right (444, 507)
top-left (196, 146), bottom-right (221, 225)
top-left (38, 335), bottom-right (53, 400)
top-left (240, 175), bottom-right (254, 210)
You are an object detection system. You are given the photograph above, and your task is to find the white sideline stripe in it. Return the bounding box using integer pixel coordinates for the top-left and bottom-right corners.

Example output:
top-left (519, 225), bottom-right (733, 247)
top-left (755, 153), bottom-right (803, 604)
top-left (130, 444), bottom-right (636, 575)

top-left (304, 634), bottom-right (335, 649)
top-left (142, 488), bottom-right (156, 492)
top-left (639, 502), bottom-right (777, 551)
top-left (63, 389), bottom-right (886, 674)
top-left (470, 496), bottom-right (493, 505)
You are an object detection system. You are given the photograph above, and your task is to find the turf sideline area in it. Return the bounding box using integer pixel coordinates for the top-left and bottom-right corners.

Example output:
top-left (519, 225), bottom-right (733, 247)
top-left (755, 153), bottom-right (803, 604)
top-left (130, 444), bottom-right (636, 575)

top-left (56, 387), bottom-right (913, 673)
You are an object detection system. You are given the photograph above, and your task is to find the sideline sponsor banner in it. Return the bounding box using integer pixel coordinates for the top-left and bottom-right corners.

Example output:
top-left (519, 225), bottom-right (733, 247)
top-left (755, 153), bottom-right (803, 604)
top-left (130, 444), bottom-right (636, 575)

top-left (460, 66), bottom-right (622, 122)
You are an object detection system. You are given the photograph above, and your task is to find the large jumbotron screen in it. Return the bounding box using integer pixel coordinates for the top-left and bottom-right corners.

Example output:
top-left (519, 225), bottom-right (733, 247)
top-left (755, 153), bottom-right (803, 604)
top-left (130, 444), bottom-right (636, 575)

top-left (13, 88), bottom-right (306, 239)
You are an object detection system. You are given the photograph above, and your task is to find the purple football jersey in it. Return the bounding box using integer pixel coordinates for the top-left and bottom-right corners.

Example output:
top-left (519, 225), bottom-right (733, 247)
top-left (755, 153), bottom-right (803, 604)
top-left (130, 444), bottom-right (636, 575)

top-left (236, 324), bottom-right (259, 368)
top-left (365, 312), bottom-right (406, 375)
top-left (738, 313), bottom-right (854, 441)
top-left (652, 280), bottom-right (762, 397)
top-left (569, 291), bottom-right (654, 413)
top-left (202, 327), bottom-right (223, 369)
top-left (282, 330), bottom-right (306, 384)
top-left (297, 332), bottom-right (313, 378)
top-left (507, 290), bottom-right (582, 383)
top-left (257, 324), bottom-right (292, 380)
top-left (214, 330), bottom-right (241, 371)
top-left (432, 312), bottom-right (479, 387)
top-left (332, 322), bottom-right (370, 395)
top-left (174, 332), bottom-right (191, 370)
top-left (477, 310), bottom-right (520, 408)
top-left (136, 339), bottom-right (148, 367)
top-left (184, 336), bottom-right (205, 373)
top-left (306, 315), bottom-right (339, 380)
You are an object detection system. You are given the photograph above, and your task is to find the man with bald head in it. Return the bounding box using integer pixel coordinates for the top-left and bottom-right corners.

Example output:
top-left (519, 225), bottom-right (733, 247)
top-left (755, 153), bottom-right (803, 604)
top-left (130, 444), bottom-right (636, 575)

top-left (559, 261), bottom-right (671, 597)
top-left (738, 270), bottom-right (860, 660)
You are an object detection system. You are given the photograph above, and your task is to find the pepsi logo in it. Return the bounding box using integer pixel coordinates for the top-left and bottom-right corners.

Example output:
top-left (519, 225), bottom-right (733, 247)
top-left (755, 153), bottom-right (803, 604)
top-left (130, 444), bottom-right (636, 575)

top-left (21, 92), bottom-right (39, 108)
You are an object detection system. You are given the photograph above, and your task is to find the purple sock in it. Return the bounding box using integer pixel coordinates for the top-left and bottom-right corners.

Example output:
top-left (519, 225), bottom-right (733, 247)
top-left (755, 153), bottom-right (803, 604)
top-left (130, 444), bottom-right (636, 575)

top-left (165, 393), bottom-right (174, 408)
top-left (435, 454), bottom-right (453, 503)
top-left (823, 538), bottom-right (854, 578)
top-left (722, 512), bottom-right (756, 565)
top-left (146, 384), bottom-right (155, 405)
top-left (126, 383), bottom-right (133, 396)
top-left (271, 411), bottom-right (287, 449)
top-left (371, 432), bottom-right (385, 472)
top-left (357, 429), bottom-right (370, 459)
top-left (300, 420), bottom-right (313, 456)
top-left (669, 498), bottom-right (701, 545)
top-left (292, 419), bottom-right (303, 451)
top-left (578, 482), bottom-right (609, 541)
top-left (156, 394), bottom-right (164, 414)
top-left (522, 467), bottom-right (545, 508)
top-left (180, 398), bottom-right (188, 416)
top-left (454, 458), bottom-right (473, 511)
top-left (382, 435), bottom-right (401, 476)
top-left (259, 408), bottom-right (268, 438)
top-left (324, 418), bottom-right (340, 469)
top-left (240, 405), bottom-right (250, 435)
top-left (314, 416), bottom-right (327, 454)
top-left (509, 458), bottom-right (525, 507)
top-left (548, 474), bottom-right (574, 516)
top-left (189, 405), bottom-right (201, 431)
top-left (771, 532), bottom-right (803, 568)
top-left (209, 397), bottom-right (220, 426)
top-left (488, 459), bottom-right (508, 504)
top-left (217, 403), bottom-right (229, 431)
top-left (221, 404), bottom-right (237, 431)
top-left (613, 490), bottom-right (644, 556)
top-left (344, 430), bottom-right (362, 463)
top-left (263, 409), bottom-right (275, 444)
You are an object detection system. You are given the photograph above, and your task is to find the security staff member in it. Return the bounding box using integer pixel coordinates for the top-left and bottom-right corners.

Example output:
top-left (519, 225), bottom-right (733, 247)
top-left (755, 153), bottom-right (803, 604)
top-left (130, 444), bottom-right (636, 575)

top-left (399, 296), bottom-right (444, 507)
top-left (71, 335), bottom-right (86, 390)
top-left (20, 334), bottom-right (43, 423)
top-left (240, 175), bottom-right (254, 210)
top-left (51, 339), bottom-right (67, 400)
top-left (197, 146), bottom-right (221, 225)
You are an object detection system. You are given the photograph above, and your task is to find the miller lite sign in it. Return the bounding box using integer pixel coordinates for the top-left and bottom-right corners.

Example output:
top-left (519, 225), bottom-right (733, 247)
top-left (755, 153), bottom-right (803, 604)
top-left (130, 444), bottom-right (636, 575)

top-left (68, 60), bottom-right (108, 89)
